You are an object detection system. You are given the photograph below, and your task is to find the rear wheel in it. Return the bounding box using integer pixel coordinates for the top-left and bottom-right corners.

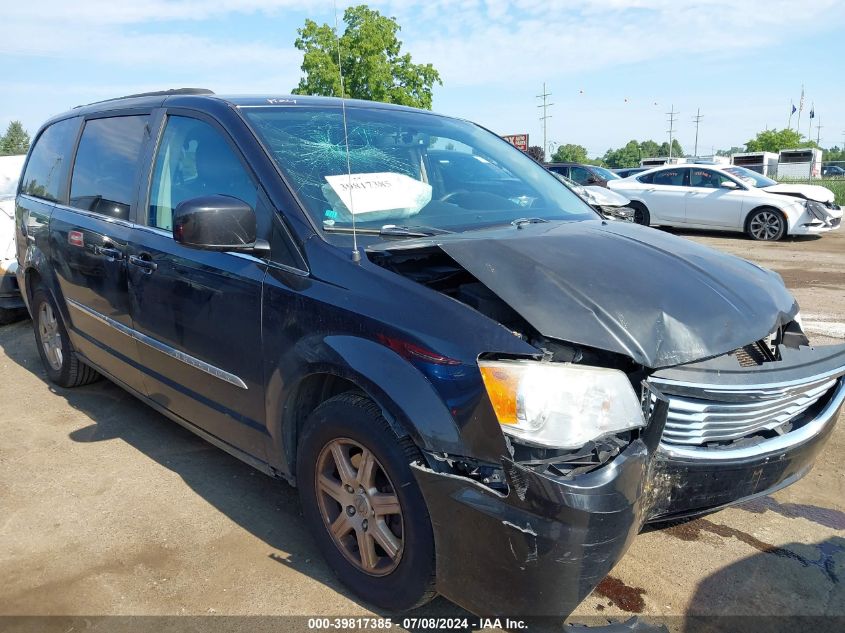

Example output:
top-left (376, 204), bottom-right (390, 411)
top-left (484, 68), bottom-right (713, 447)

top-left (746, 208), bottom-right (786, 241)
top-left (629, 201), bottom-right (650, 226)
top-left (31, 287), bottom-right (99, 387)
top-left (297, 392), bottom-right (436, 611)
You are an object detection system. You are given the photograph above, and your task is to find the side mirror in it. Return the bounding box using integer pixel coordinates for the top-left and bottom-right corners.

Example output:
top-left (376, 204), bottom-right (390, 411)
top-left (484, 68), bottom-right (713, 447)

top-left (172, 195), bottom-right (266, 253)
top-left (585, 177), bottom-right (598, 184)
top-left (720, 180), bottom-right (739, 190)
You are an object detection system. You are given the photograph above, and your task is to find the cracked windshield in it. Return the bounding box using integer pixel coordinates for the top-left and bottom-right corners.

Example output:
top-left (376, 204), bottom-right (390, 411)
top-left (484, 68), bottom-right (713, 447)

top-left (244, 105), bottom-right (594, 236)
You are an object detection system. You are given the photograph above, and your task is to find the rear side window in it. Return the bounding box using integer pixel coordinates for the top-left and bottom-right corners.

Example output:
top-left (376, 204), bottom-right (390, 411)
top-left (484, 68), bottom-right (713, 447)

top-left (652, 169), bottom-right (686, 186)
top-left (21, 118), bottom-right (79, 202)
top-left (70, 116), bottom-right (149, 220)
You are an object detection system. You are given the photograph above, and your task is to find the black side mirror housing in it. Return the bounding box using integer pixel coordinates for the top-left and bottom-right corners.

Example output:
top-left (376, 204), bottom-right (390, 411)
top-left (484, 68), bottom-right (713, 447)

top-left (172, 195), bottom-right (265, 253)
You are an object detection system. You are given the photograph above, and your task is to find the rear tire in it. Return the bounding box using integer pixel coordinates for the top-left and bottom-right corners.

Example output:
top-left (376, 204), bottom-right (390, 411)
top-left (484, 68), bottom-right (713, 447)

top-left (31, 287), bottom-right (100, 387)
top-left (297, 392), bottom-right (436, 611)
top-left (746, 207), bottom-right (786, 241)
top-left (630, 201), bottom-right (650, 226)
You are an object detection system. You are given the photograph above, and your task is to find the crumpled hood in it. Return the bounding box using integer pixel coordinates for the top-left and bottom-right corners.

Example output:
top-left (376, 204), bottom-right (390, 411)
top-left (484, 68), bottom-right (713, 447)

top-left (373, 220), bottom-right (798, 368)
top-left (762, 183), bottom-right (835, 204)
top-left (584, 185), bottom-right (630, 207)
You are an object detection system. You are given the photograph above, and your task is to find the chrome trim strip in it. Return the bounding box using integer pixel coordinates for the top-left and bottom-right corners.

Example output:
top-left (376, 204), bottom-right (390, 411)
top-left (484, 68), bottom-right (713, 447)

top-left (34, 197), bottom-right (311, 276)
top-left (657, 377), bottom-right (845, 461)
top-left (650, 365), bottom-right (845, 394)
top-left (66, 298), bottom-right (248, 390)
top-left (51, 201), bottom-right (135, 229)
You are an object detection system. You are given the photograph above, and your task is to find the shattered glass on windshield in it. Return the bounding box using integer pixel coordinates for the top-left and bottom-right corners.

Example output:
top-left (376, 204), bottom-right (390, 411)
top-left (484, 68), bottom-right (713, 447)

top-left (243, 105), bottom-right (595, 235)
top-left (246, 111), bottom-right (431, 223)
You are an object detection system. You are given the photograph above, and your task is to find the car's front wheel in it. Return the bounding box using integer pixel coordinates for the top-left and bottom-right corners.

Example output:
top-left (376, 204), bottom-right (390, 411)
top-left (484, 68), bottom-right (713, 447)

top-left (297, 392), bottom-right (436, 611)
top-left (746, 208), bottom-right (786, 241)
top-left (629, 201), bottom-right (650, 226)
top-left (31, 287), bottom-right (99, 387)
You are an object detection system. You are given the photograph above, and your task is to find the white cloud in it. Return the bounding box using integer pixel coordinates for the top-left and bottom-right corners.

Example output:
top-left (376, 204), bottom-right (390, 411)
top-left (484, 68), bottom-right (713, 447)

top-left (2, 0), bottom-right (844, 150)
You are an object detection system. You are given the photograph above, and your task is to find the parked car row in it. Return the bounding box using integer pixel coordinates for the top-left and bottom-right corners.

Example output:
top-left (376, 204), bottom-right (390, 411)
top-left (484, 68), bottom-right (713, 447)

top-left (608, 164), bottom-right (842, 240)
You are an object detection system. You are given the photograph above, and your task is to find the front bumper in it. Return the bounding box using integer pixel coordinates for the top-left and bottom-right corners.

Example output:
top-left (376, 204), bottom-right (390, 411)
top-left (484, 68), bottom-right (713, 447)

top-left (411, 399), bottom-right (668, 617)
top-left (0, 259), bottom-right (25, 310)
top-left (413, 371), bottom-right (844, 617)
top-left (646, 376), bottom-right (845, 521)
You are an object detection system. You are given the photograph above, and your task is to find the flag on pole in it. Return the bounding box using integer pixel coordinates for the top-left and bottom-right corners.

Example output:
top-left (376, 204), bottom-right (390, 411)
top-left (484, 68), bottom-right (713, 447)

top-left (809, 105), bottom-right (815, 119)
top-left (791, 104), bottom-right (797, 115)
top-left (798, 87), bottom-right (805, 113)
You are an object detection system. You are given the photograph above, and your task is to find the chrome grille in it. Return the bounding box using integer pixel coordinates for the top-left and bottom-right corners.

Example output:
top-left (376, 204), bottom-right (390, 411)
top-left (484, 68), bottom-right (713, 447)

top-left (651, 374), bottom-right (840, 447)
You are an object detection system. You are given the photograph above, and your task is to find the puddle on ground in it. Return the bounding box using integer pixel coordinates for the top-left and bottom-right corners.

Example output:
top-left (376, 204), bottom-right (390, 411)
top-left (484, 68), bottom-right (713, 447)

top-left (594, 575), bottom-right (646, 613)
top-left (661, 518), bottom-right (843, 583)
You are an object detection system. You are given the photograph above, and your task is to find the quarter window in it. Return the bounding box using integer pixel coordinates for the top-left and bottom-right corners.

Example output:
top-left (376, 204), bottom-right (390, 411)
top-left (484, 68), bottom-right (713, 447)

top-left (651, 169), bottom-right (686, 186)
top-left (70, 116), bottom-right (150, 220)
top-left (21, 118), bottom-right (79, 202)
top-left (148, 116), bottom-right (257, 231)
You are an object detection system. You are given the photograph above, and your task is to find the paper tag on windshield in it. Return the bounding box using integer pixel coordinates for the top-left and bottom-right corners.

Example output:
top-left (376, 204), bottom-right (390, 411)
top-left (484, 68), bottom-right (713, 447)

top-left (324, 172), bottom-right (432, 217)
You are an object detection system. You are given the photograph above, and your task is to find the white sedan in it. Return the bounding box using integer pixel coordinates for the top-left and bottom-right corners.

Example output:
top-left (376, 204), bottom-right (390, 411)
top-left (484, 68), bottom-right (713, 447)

top-left (607, 164), bottom-right (842, 240)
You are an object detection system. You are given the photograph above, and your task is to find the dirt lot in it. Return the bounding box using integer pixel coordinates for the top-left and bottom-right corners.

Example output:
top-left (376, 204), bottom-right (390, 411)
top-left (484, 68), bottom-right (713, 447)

top-left (1, 227), bottom-right (843, 631)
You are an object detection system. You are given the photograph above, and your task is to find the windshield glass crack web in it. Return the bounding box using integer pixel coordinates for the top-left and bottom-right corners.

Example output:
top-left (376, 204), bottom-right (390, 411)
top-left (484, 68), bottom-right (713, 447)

top-left (251, 113), bottom-right (421, 224)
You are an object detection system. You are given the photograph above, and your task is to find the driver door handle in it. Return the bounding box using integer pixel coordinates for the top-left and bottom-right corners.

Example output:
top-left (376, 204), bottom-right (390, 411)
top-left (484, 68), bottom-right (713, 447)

top-left (94, 244), bottom-right (123, 260)
top-left (129, 254), bottom-right (157, 273)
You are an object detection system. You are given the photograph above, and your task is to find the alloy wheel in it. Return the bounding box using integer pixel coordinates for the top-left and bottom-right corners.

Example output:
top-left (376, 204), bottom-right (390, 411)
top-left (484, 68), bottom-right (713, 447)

top-left (315, 438), bottom-right (404, 576)
top-left (38, 302), bottom-right (63, 371)
top-left (749, 211), bottom-right (783, 240)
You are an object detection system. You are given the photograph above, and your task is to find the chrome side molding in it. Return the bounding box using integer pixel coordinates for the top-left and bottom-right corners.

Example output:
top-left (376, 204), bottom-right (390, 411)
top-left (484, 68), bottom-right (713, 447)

top-left (66, 298), bottom-right (248, 390)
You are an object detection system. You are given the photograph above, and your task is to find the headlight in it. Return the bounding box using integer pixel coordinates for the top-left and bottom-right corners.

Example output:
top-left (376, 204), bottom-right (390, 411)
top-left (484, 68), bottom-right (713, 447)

top-left (478, 359), bottom-right (645, 449)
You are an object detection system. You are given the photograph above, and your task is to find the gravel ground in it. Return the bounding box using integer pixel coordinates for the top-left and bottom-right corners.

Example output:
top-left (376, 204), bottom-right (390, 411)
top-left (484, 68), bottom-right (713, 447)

top-left (0, 227), bottom-right (843, 632)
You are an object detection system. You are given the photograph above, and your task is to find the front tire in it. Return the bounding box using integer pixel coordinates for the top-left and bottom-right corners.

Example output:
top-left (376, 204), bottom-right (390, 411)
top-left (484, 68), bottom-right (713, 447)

top-left (746, 208), bottom-right (786, 241)
top-left (629, 201), bottom-right (650, 226)
top-left (31, 287), bottom-right (99, 387)
top-left (297, 392), bottom-right (436, 611)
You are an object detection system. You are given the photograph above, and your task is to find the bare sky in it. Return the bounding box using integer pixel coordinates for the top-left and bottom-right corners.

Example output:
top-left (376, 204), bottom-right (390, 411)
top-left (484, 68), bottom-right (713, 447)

top-left (2, 0), bottom-right (844, 157)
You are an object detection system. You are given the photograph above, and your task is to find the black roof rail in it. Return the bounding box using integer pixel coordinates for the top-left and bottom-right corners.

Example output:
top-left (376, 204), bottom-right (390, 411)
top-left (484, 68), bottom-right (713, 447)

top-left (74, 88), bottom-right (215, 109)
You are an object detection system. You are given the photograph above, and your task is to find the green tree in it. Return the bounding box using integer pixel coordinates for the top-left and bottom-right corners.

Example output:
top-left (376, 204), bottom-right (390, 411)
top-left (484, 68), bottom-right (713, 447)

top-left (745, 128), bottom-right (816, 153)
top-left (602, 140), bottom-right (641, 168)
top-left (0, 121), bottom-right (30, 155)
top-left (638, 140), bottom-right (660, 158)
top-left (526, 145), bottom-right (545, 162)
top-left (658, 139), bottom-right (684, 158)
top-left (551, 143), bottom-right (588, 163)
top-left (823, 146), bottom-right (845, 163)
top-left (716, 146), bottom-right (745, 157)
top-left (292, 5), bottom-right (442, 109)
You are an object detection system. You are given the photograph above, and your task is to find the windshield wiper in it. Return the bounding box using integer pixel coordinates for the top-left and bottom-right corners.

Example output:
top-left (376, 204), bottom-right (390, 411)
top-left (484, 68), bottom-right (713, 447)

top-left (379, 224), bottom-right (454, 237)
top-left (511, 217), bottom-right (550, 229)
top-left (322, 224), bottom-right (453, 237)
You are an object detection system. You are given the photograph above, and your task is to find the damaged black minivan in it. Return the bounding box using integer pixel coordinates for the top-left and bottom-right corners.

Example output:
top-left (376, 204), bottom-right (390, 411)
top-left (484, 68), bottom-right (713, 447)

top-left (15, 91), bottom-right (845, 616)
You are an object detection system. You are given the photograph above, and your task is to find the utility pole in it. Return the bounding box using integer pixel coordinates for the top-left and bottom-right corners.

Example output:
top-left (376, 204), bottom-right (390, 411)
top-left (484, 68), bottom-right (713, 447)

top-left (536, 83), bottom-right (553, 161)
top-left (666, 104), bottom-right (679, 159)
top-left (692, 108), bottom-right (703, 158)
top-left (815, 119), bottom-right (822, 146)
